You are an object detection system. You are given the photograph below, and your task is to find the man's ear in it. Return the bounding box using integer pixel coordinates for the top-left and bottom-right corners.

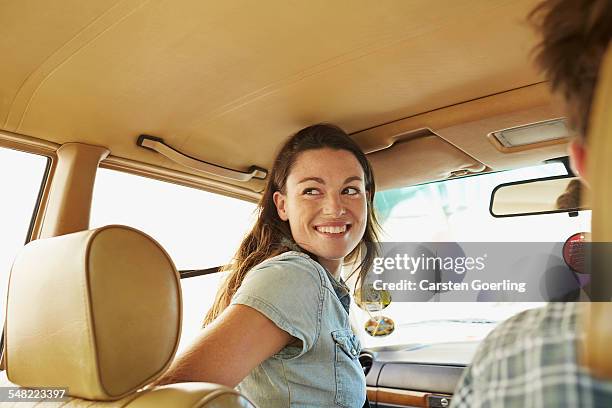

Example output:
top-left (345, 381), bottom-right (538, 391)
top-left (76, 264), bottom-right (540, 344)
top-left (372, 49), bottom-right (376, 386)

top-left (273, 191), bottom-right (289, 221)
top-left (569, 139), bottom-right (588, 181)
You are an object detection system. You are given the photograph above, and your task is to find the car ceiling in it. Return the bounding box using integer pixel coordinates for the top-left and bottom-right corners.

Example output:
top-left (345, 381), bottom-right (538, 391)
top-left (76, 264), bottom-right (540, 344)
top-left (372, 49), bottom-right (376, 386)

top-left (0, 0), bottom-right (568, 195)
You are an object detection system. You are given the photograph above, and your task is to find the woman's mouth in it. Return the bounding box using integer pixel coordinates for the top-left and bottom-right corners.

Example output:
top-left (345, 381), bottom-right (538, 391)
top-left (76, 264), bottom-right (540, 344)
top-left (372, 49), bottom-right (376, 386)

top-left (314, 224), bottom-right (351, 236)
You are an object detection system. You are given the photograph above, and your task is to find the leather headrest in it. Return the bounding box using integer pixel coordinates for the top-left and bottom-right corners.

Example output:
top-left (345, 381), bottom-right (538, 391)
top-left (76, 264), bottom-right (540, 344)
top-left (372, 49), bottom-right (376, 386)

top-left (5, 225), bottom-right (181, 400)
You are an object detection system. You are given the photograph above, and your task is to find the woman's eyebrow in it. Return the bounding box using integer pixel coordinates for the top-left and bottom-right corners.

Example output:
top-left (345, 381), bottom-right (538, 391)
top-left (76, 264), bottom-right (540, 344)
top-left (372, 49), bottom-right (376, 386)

top-left (296, 176), bottom-right (363, 185)
top-left (344, 176), bottom-right (363, 184)
top-left (297, 176), bottom-right (324, 184)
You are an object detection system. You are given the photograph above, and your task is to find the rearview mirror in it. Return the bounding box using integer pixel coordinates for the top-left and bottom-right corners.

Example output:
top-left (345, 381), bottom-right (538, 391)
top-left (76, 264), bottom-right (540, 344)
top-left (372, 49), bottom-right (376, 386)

top-left (490, 176), bottom-right (587, 217)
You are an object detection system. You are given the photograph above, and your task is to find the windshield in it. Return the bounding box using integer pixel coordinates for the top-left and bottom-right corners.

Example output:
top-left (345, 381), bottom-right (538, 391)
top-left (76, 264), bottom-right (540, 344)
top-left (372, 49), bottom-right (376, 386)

top-left (353, 162), bottom-right (592, 348)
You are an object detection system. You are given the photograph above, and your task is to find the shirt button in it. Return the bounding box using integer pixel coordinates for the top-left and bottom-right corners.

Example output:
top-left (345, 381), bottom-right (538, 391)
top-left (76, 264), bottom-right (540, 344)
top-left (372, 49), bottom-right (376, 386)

top-left (351, 348), bottom-right (357, 355)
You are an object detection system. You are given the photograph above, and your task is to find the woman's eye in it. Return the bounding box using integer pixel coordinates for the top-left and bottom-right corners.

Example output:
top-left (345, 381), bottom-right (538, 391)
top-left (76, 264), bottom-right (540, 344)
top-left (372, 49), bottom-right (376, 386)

top-left (344, 187), bottom-right (361, 195)
top-left (303, 188), bottom-right (321, 195)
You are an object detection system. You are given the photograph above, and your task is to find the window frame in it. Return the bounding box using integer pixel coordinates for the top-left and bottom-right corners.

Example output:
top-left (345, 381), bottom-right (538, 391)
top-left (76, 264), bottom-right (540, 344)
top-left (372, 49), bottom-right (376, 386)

top-left (0, 137), bottom-right (55, 366)
top-left (0, 135), bottom-right (57, 243)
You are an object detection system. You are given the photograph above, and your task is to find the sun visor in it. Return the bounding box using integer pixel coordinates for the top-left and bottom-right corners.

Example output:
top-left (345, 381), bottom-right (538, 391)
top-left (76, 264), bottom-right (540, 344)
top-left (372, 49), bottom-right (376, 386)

top-left (366, 129), bottom-right (486, 191)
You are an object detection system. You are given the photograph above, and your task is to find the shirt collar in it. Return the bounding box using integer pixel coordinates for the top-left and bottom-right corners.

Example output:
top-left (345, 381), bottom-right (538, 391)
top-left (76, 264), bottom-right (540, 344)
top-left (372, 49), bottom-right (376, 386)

top-left (280, 236), bottom-right (351, 314)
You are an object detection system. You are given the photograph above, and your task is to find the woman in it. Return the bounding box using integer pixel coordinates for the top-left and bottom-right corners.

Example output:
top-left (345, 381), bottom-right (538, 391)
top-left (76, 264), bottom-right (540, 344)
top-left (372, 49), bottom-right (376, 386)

top-left (157, 124), bottom-right (380, 407)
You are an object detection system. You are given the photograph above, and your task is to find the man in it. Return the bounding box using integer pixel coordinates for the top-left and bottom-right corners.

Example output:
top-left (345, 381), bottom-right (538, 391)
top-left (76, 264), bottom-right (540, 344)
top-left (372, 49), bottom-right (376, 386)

top-left (451, 0), bottom-right (612, 406)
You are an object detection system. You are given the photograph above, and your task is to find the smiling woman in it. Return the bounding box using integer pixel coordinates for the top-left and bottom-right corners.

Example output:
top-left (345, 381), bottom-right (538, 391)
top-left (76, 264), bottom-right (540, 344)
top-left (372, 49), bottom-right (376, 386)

top-left (154, 124), bottom-right (380, 408)
top-left (272, 148), bottom-right (368, 275)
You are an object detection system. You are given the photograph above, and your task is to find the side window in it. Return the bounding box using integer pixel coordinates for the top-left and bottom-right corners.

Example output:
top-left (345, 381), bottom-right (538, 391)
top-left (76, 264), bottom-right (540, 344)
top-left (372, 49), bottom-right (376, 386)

top-left (0, 147), bottom-right (49, 325)
top-left (90, 168), bottom-right (257, 351)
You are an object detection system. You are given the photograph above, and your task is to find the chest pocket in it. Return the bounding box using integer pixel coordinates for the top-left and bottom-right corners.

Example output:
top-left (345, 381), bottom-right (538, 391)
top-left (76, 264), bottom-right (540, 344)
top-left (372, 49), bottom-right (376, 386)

top-left (331, 329), bottom-right (366, 408)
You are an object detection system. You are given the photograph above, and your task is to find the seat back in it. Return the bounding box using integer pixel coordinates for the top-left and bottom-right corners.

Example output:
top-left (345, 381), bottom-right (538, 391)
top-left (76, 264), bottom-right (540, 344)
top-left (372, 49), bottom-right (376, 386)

top-left (2, 225), bottom-right (255, 407)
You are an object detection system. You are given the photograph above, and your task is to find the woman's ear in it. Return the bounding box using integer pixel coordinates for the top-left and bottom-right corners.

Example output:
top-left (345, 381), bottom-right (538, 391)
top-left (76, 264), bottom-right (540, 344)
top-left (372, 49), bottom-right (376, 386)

top-left (273, 191), bottom-right (289, 221)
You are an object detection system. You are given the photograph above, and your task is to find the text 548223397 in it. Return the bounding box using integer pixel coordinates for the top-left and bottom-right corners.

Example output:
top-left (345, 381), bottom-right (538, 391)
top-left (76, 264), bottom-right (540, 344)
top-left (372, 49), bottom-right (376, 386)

top-left (2, 387), bottom-right (68, 402)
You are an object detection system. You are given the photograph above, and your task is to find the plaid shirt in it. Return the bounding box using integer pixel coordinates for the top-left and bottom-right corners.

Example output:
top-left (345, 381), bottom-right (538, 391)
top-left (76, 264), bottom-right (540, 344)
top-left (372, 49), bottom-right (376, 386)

top-left (452, 303), bottom-right (612, 408)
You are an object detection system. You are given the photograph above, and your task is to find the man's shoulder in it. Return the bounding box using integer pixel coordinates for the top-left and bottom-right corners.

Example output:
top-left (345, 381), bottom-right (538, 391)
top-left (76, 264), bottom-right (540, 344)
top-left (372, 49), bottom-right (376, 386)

top-left (488, 303), bottom-right (577, 338)
top-left (455, 304), bottom-right (612, 406)
top-left (472, 303), bottom-right (579, 368)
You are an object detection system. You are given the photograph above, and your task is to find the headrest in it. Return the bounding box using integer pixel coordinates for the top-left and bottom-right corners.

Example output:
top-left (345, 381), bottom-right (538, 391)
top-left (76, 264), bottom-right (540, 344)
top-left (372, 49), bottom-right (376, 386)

top-left (5, 225), bottom-right (181, 400)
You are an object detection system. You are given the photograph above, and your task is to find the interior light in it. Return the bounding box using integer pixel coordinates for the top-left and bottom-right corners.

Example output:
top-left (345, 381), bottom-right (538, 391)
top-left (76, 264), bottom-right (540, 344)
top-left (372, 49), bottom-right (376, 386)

top-left (491, 118), bottom-right (569, 148)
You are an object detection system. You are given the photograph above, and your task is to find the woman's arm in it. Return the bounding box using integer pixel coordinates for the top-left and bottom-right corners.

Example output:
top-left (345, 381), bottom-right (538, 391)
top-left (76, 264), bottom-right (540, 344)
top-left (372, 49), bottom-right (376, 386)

top-left (153, 304), bottom-right (293, 387)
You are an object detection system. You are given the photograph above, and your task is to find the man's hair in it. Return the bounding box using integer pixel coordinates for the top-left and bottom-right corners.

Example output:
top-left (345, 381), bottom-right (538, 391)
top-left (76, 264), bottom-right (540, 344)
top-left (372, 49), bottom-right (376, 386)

top-left (529, 0), bottom-right (612, 138)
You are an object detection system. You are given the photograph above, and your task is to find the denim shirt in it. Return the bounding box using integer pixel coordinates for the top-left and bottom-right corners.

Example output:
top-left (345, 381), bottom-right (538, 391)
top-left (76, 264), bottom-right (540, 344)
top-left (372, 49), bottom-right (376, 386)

top-left (230, 251), bottom-right (366, 408)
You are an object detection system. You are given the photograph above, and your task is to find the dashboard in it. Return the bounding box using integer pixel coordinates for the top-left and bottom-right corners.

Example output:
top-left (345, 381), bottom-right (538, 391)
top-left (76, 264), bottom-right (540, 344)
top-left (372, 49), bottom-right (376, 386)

top-left (361, 341), bottom-right (478, 408)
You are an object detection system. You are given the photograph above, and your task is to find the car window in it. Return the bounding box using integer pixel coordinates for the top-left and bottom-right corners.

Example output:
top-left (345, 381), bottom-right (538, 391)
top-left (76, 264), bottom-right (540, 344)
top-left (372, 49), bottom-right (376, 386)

top-left (91, 168), bottom-right (257, 270)
top-left (0, 147), bottom-right (49, 325)
top-left (353, 162), bottom-right (591, 348)
top-left (90, 168), bottom-right (257, 349)
top-left (178, 271), bottom-right (228, 353)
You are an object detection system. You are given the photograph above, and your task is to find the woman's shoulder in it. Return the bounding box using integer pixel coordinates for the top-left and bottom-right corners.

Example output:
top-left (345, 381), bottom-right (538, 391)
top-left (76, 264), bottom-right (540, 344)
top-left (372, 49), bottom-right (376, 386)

top-left (255, 250), bottom-right (320, 271)
top-left (243, 251), bottom-right (329, 291)
top-left (232, 251), bottom-right (328, 319)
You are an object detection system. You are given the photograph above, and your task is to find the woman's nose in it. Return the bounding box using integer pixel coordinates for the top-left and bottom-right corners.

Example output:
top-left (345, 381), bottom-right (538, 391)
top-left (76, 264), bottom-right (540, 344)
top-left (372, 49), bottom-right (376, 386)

top-left (322, 194), bottom-right (346, 216)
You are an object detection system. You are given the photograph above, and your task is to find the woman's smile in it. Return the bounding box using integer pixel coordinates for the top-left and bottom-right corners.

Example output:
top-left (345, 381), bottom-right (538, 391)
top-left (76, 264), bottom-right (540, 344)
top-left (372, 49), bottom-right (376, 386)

top-left (313, 222), bottom-right (351, 236)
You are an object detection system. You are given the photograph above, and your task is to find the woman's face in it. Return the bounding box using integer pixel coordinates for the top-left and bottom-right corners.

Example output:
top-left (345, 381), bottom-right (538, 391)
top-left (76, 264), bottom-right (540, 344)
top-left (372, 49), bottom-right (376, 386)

top-left (273, 148), bottom-right (368, 274)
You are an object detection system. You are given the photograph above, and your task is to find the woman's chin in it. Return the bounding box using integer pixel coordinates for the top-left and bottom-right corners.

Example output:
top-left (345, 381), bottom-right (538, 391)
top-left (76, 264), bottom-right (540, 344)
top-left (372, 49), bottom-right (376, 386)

top-left (311, 248), bottom-right (351, 263)
top-left (300, 239), bottom-right (359, 264)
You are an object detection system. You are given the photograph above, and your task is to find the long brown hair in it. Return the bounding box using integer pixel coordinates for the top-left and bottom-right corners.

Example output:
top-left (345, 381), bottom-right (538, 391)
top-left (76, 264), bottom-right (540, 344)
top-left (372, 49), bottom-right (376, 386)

top-left (203, 124), bottom-right (380, 326)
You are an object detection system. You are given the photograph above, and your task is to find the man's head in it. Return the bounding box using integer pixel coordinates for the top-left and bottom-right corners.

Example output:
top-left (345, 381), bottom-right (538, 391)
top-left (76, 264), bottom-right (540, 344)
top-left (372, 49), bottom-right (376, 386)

top-left (530, 0), bottom-right (612, 179)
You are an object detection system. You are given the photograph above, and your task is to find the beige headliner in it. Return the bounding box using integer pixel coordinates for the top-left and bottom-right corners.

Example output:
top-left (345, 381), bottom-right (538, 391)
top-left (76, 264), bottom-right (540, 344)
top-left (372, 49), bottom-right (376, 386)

top-left (0, 0), bottom-right (568, 196)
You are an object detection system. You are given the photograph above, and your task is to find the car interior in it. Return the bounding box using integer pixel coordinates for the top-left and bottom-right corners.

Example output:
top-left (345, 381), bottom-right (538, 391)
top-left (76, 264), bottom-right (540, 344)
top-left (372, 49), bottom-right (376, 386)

top-left (0, 1), bottom-right (611, 407)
